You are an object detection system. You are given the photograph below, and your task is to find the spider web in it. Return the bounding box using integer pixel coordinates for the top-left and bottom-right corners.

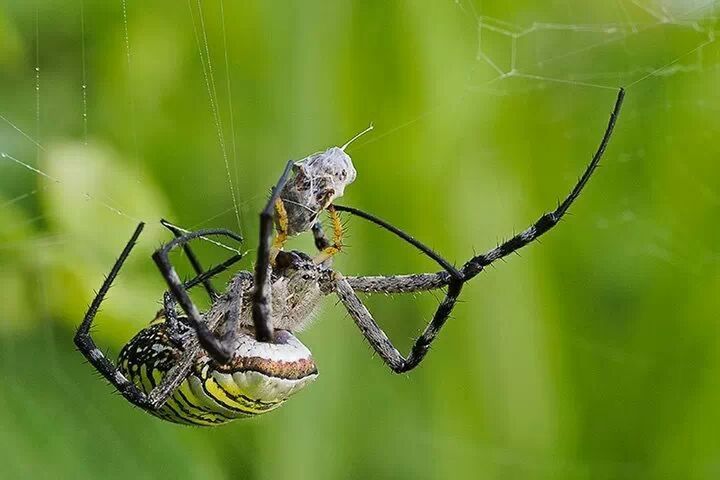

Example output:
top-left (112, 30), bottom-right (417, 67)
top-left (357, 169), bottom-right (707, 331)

top-left (0, 0), bottom-right (719, 478)
top-left (465, 0), bottom-right (718, 92)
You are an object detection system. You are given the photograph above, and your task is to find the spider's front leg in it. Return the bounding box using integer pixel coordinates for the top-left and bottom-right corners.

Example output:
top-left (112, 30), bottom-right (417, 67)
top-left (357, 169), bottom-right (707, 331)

top-left (152, 227), bottom-right (244, 363)
top-left (252, 160), bottom-right (295, 342)
top-left (75, 222), bottom-right (224, 412)
top-left (337, 87), bottom-right (625, 293)
top-left (331, 88), bottom-right (625, 371)
top-left (74, 223), bottom-right (152, 408)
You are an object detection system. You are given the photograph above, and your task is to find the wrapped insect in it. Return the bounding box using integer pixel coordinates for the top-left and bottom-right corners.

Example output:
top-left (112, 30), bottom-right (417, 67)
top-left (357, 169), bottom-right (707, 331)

top-left (266, 124), bottom-right (374, 266)
top-left (275, 124), bottom-right (373, 237)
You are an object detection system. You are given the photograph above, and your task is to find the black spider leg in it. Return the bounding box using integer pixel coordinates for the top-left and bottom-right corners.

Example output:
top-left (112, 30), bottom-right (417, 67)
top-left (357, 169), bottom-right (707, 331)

top-left (337, 87), bottom-right (626, 294)
top-left (161, 218), bottom-right (219, 300)
top-left (183, 252), bottom-right (244, 291)
top-left (328, 206), bottom-right (464, 372)
top-left (152, 228), bottom-right (244, 363)
top-left (160, 218), bottom-right (244, 345)
top-left (332, 204), bottom-right (462, 278)
top-left (252, 160), bottom-right (295, 342)
top-left (331, 88), bottom-right (625, 372)
top-left (462, 87), bottom-right (625, 280)
top-left (163, 250), bottom-right (244, 346)
top-left (334, 276), bottom-right (462, 373)
top-left (74, 223), bottom-right (153, 409)
top-left (162, 292), bottom-right (184, 345)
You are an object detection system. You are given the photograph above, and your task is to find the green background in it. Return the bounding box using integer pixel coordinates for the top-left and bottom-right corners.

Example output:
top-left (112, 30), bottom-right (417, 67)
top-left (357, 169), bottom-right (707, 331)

top-left (1, 1), bottom-right (719, 479)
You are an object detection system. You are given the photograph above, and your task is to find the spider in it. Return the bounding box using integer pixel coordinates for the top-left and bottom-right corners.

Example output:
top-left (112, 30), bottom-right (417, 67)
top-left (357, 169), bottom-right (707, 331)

top-left (75, 89), bottom-right (624, 426)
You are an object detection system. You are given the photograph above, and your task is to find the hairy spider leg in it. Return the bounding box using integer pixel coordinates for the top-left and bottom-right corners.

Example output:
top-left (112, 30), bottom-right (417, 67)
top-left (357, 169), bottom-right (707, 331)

top-left (313, 205), bottom-right (345, 264)
top-left (331, 87), bottom-right (625, 372)
top-left (335, 276), bottom-right (463, 372)
top-left (74, 223), bottom-right (220, 410)
top-left (161, 291), bottom-right (186, 348)
top-left (461, 88), bottom-right (625, 280)
top-left (270, 197), bottom-right (290, 261)
top-left (328, 203), bottom-right (464, 373)
top-left (152, 228), bottom-right (244, 363)
top-left (253, 160), bottom-right (295, 343)
top-left (161, 219), bottom-right (223, 299)
top-left (74, 223), bottom-right (152, 408)
top-left (333, 204), bottom-right (462, 278)
top-left (328, 203), bottom-right (464, 372)
top-left (183, 252), bottom-right (244, 291)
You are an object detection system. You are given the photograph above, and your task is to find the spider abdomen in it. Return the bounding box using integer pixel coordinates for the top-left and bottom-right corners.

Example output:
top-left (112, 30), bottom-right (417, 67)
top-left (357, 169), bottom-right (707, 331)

top-left (118, 324), bottom-right (318, 426)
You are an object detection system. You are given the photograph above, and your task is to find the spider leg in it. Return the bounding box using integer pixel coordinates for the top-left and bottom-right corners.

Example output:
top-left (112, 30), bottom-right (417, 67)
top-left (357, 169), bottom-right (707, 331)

top-left (74, 223), bottom-right (225, 411)
top-left (161, 227), bottom-right (244, 348)
top-left (462, 88), bottom-right (625, 280)
top-left (344, 272), bottom-right (451, 294)
top-left (333, 204), bottom-right (461, 278)
top-left (334, 275), bottom-right (463, 373)
top-left (330, 89), bottom-right (624, 371)
top-left (146, 288), bottom-right (244, 410)
top-left (182, 252), bottom-right (244, 291)
top-left (152, 228), bottom-right (244, 363)
top-left (74, 223), bottom-right (152, 408)
top-left (313, 205), bottom-right (345, 264)
top-left (335, 87), bottom-right (625, 292)
top-left (220, 271), bottom-right (253, 344)
top-left (162, 291), bottom-right (189, 349)
top-left (161, 218), bottom-right (220, 300)
top-left (271, 197), bottom-right (290, 256)
top-left (252, 159), bottom-right (295, 342)
top-left (326, 204), bottom-right (463, 372)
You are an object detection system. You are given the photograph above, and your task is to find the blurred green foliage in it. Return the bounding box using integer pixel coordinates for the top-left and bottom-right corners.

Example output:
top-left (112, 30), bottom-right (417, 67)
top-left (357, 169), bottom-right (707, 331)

top-left (1, 1), bottom-right (719, 479)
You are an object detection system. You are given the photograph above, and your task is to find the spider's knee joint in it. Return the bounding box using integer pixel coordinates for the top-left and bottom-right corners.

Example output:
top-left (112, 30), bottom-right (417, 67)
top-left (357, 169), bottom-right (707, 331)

top-left (73, 332), bottom-right (90, 350)
top-left (391, 361), bottom-right (415, 374)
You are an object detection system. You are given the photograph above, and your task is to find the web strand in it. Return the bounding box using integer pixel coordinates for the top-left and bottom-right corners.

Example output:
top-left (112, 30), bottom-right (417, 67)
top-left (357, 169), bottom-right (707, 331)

top-left (188, 0), bottom-right (243, 233)
top-left (80, 0), bottom-right (88, 146)
top-left (469, 0), bottom-right (719, 93)
top-left (120, 0), bottom-right (140, 174)
top-left (0, 152), bottom-right (135, 220)
top-left (219, 0), bottom-right (243, 232)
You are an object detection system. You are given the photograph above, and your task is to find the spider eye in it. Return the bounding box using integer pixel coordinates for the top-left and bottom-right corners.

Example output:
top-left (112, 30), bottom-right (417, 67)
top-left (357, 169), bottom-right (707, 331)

top-left (302, 273), bottom-right (312, 280)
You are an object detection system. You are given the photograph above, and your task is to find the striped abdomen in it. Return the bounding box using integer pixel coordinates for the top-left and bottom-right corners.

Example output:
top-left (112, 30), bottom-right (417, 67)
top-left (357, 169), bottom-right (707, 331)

top-left (118, 323), bottom-right (318, 426)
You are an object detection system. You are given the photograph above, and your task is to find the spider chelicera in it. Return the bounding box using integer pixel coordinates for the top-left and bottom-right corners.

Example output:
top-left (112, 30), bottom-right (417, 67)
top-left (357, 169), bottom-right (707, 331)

top-left (74, 89), bottom-right (624, 426)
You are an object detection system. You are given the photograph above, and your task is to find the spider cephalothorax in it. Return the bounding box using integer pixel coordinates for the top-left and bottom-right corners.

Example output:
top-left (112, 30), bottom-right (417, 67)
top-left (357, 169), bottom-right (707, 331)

top-left (75, 89), bottom-right (624, 426)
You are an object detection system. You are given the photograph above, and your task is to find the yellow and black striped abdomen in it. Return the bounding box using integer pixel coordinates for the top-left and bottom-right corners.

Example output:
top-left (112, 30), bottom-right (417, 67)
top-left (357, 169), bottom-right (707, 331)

top-left (118, 323), bottom-right (318, 426)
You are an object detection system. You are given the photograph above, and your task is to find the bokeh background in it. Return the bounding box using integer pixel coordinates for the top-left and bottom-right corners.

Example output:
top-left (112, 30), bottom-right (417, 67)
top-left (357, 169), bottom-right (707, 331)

top-left (1, 1), bottom-right (719, 479)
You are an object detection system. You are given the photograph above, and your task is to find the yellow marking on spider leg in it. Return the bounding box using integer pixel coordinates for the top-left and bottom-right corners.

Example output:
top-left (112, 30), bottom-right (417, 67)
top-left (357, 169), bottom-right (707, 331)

top-left (314, 206), bottom-right (344, 264)
top-left (270, 198), bottom-right (289, 263)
